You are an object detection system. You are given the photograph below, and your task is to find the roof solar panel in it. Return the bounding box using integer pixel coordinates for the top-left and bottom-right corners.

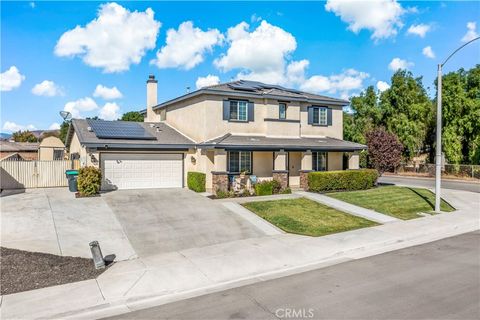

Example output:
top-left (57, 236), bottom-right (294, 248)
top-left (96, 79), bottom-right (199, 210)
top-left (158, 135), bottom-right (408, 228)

top-left (87, 119), bottom-right (156, 140)
top-left (229, 80), bottom-right (304, 95)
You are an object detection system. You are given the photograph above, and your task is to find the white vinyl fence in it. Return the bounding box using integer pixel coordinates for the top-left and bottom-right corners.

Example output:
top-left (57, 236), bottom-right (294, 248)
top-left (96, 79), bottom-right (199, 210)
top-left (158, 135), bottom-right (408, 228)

top-left (0, 160), bottom-right (80, 189)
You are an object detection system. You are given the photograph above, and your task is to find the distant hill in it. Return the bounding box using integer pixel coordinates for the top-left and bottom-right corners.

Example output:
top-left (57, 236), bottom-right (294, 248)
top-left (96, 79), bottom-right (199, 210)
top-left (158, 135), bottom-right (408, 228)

top-left (0, 133), bottom-right (12, 140)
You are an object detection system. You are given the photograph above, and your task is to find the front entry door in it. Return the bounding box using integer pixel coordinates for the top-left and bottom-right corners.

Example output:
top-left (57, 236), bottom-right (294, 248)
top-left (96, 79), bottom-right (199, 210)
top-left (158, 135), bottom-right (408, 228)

top-left (288, 152), bottom-right (302, 187)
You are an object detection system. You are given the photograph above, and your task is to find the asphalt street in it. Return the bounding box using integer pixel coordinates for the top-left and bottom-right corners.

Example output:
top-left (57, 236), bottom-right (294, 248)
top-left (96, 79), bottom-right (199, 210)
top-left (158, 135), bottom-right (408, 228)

top-left (379, 175), bottom-right (480, 193)
top-left (109, 231), bottom-right (480, 320)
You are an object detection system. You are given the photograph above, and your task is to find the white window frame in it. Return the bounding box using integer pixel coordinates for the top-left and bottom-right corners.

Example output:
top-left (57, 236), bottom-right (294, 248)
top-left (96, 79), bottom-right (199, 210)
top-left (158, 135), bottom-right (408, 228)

top-left (312, 107), bottom-right (328, 125)
top-left (228, 151), bottom-right (252, 173)
top-left (279, 103), bottom-right (287, 119)
top-left (312, 151), bottom-right (327, 171)
top-left (230, 100), bottom-right (248, 121)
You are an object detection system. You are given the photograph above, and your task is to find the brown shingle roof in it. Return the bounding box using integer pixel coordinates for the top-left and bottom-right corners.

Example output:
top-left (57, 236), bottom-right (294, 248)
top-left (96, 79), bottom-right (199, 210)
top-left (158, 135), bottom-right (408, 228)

top-left (0, 141), bottom-right (39, 152)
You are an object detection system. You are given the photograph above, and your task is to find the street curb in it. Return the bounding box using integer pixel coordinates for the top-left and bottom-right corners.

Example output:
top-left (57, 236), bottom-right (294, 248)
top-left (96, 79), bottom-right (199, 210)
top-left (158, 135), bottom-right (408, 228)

top-left (60, 220), bottom-right (479, 320)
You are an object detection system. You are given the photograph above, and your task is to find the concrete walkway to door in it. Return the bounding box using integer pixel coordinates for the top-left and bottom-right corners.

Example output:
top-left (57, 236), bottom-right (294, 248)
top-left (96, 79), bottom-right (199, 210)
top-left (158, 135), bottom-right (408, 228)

top-left (102, 188), bottom-right (264, 257)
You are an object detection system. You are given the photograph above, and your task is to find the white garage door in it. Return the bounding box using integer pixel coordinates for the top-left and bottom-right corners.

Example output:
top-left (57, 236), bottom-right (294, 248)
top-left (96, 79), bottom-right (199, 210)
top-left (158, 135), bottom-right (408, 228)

top-left (101, 153), bottom-right (183, 190)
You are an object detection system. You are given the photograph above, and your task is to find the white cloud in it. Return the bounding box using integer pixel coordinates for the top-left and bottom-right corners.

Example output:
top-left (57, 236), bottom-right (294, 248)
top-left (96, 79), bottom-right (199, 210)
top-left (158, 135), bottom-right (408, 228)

top-left (214, 20), bottom-right (297, 84)
top-left (325, 0), bottom-right (405, 41)
top-left (152, 21), bottom-right (223, 70)
top-left (93, 84), bottom-right (123, 100)
top-left (286, 59), bottom-right (309, 85)
top-left (462, 22), bottom-right (479, 42)
top-left (195, 75), bottom-right (220, 89)
top-left (407, 24), bottom-right (431, 37)
top-left (64, 97), bottom-right (98, 118)
top-left (2, 121), bottom-right (36, 132)
top-left (98, 102), bottom-right (120, 120)
top-left (376, 80), bottom-right (390, 92)
top-left (1, 66), bottom-right (25, 91)
top-left (301, 69), bottom-right (370, 98)
top-left (55, 3), bottom-right (161, 73)
top-left (31, 80), bottom-right (63, 97)
top-left (48, 122), bottom-right (61, 130)
top-left (422, 46), bottom-right (436, 59)
top-left (251, 14), bottom-right (262, 23)
top-left (388, 57), bottom-right (414, 71)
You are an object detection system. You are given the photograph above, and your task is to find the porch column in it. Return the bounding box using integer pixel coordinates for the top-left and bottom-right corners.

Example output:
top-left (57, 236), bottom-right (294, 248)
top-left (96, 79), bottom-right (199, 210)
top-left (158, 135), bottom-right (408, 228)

top-left (300, 150), bottom-right (313, 190)
top-left (348, 151), bottom-right (360, 170)
top-left (272, 150), bottom-right (288, 189)
top-left (212, 149), bottom-right (228, 194)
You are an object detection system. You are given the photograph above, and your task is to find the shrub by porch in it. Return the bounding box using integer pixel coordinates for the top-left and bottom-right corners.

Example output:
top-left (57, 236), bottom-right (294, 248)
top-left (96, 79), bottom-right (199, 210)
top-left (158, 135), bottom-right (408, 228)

top-left (308, 169), bottom-right (379, 192)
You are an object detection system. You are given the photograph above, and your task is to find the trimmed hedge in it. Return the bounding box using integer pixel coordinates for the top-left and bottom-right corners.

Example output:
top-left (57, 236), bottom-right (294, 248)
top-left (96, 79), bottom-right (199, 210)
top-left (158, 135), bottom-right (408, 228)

top-left (77, 166), bottom-right (102, 196)
top-left (308, 169), bottom-right (379, 192)
top-left (187, 171), bottom-right (206, 192)
top-left (255, 181), bottom-right (274, 196)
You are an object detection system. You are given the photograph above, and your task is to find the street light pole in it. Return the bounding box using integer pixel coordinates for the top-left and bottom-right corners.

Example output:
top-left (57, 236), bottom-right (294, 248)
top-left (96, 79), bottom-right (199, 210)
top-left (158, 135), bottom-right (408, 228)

top-left (434, 36), bottom-right (479, 212)
top-left (435, 64), bottom-right (442, 212)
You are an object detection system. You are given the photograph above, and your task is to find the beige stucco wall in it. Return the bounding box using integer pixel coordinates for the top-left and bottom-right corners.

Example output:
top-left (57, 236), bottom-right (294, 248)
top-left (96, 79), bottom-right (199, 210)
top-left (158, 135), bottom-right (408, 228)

top-left (158, 95), bottom-right (343, 142)
top-left (253, 152), bottom-right (273, 179)
top-left (328, 152), bottom-right (344, 171)
top-left (299, 103), bottom-right (343, 139)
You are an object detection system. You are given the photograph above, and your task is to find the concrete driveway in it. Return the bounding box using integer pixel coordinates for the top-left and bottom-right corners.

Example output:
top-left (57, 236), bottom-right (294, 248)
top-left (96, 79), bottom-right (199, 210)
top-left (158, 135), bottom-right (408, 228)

top-left (1, 188), bottom-right (136, 261)
top-left (102, 189), bottom-right (264, 257)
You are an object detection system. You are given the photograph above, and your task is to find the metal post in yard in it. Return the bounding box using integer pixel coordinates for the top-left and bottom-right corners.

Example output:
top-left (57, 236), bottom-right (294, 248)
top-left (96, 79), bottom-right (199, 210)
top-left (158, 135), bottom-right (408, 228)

top-left (434, 36), bottom-right (479, 213)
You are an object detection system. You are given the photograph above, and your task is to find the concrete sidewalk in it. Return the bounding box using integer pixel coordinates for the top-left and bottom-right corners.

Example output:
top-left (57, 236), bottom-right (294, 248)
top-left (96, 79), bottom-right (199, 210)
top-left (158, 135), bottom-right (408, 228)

top-left (296, 191), bottom-right (400, 224)
top-left (1, 189), bottom-right (478, 320)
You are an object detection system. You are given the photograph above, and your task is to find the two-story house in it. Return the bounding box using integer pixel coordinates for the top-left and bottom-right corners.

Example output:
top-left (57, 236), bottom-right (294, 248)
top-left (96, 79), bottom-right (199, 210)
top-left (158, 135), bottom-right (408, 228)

top-left (66, 75), bottom-right (365, 192)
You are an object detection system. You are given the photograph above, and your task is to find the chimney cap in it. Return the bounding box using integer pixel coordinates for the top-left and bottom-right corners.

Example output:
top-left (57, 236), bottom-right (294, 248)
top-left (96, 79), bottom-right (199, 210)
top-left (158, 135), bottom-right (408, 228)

top-left (147, 74), bottom-right (157, 83)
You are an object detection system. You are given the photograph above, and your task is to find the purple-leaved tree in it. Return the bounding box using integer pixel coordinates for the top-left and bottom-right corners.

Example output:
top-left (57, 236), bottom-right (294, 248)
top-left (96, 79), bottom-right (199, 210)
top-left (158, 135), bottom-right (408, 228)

top-left (366, 128), bottom-right (403, 175)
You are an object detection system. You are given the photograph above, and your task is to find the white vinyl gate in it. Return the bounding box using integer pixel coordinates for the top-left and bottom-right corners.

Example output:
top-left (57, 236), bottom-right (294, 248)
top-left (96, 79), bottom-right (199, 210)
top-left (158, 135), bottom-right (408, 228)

top-left (101, 153), bottom-right (184, 190)
top-left (0, 160), bottom-right (80, 189)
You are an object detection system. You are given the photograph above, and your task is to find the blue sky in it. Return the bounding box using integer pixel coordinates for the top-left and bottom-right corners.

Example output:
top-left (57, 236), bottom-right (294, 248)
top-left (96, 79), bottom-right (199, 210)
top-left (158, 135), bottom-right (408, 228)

top-left (1, 1), bottom-right (479, 132)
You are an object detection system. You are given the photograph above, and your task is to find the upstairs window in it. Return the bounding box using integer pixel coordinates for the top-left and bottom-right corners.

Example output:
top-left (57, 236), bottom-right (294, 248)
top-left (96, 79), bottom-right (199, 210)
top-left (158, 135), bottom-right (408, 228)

top-left (279, 103), bottom-right (287, 119)
top-left (229, 100), bottom-right (248, 121)
top-left (312, 107), bottom-right (327, 125)
top-left (228, 151), bottom-right (252, 173)
top-left (312, 152), bottom-right (327, 171)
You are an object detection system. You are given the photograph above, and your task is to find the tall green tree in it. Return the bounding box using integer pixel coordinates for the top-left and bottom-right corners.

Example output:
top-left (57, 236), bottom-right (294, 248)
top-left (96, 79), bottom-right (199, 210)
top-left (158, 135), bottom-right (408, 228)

top-left (436, 65), bottom-right (480, 164)
top-left (379, 70), bottom-right (432, 159)
top-left (344, 86), bottom-right (381, 145)
top-left (120, 111), bottom-right (144, 122)
top-left (12, 130), bottom-right (38, 142)
top-left (59, 121), bottom-right (70, 143)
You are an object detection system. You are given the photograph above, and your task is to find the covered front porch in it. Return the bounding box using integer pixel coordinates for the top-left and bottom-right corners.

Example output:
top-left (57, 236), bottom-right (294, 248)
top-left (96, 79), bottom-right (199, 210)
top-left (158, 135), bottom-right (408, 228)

top-left (210, 149), bottom-right (361, 192)
top-left (201, 134), bottom-right (366, 193)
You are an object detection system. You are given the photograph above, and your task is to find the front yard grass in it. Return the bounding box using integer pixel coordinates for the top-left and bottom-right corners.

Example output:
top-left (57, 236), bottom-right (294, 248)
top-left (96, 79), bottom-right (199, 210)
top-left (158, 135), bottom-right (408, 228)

top-left (327, 186), bottom-right (455, 220)
top-left (242, 197), bottom-right (378, 237)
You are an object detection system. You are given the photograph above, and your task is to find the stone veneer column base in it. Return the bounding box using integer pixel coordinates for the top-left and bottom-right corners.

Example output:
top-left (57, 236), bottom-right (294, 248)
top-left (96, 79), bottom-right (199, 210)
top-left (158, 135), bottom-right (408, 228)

top-left (211, 171), bottom-right (228, 194)
top-left (272, 170), bottom-right (289, 190)
top-left (299, 170), bottom-right (313, 190)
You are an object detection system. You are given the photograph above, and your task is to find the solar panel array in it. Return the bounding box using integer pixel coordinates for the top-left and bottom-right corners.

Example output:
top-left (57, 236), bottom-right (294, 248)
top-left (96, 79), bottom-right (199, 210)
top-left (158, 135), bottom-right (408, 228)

top-left (228, 80), bottom-right (303, 94)
top-left (87, 119), bottom-right (156, 140)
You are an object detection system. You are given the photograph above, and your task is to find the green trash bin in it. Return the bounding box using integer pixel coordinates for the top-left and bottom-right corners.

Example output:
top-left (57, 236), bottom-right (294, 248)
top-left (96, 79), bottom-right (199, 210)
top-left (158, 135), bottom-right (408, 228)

top-left (65, 170), bottom-right (79, 192)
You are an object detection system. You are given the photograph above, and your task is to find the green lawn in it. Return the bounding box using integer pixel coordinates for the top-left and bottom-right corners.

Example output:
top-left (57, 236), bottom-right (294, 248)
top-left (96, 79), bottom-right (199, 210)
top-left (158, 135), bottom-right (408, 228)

top-left (327, 186), bottom-right (455, 220)
top-left (242, 197), bottom-right (378, 237)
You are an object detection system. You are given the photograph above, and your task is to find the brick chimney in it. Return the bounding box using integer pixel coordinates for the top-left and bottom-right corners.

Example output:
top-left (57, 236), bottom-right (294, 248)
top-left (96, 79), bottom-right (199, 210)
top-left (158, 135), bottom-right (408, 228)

top-left (145, 74), bottom-right (159, 122)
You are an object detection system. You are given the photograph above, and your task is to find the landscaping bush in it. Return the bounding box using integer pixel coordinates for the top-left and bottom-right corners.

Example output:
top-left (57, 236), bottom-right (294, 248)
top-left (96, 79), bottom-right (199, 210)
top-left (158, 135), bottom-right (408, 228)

top-left (187, 171), bottom-right (206, 192)
top-left (308, 169), bottom-right (379, 192)
top-left (255, 181), bottom-right (274, 196)
top-left (77, 166), bottom-right (102, 196)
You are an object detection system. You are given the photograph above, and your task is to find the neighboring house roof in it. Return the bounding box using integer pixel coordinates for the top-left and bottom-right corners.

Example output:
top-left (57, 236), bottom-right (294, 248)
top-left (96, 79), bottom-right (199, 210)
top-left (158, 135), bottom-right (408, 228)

top-left (141, 80), bottom-right (349, 113)
top-left (199, 133), bottom-right (366, 151)
top-left (65, 119), bottom-right (195, 150)
top-left (30, 129), bottom-right (60, 139)
top-left (0, 141), bottom-right (40, 152)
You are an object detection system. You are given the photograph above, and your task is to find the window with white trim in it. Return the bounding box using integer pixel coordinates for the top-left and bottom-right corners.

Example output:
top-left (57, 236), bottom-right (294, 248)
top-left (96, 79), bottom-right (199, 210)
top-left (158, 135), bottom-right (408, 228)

top-left (312, 152), bottom-right (327, 171)
top-left (228, 151), bottom-right (252, 173)
top-left (229, 100), bottom-right (248, 121)
top-left (279, 103), bottom-right (287, 119)
top-left (312, 107), bottom-right (327, 125)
